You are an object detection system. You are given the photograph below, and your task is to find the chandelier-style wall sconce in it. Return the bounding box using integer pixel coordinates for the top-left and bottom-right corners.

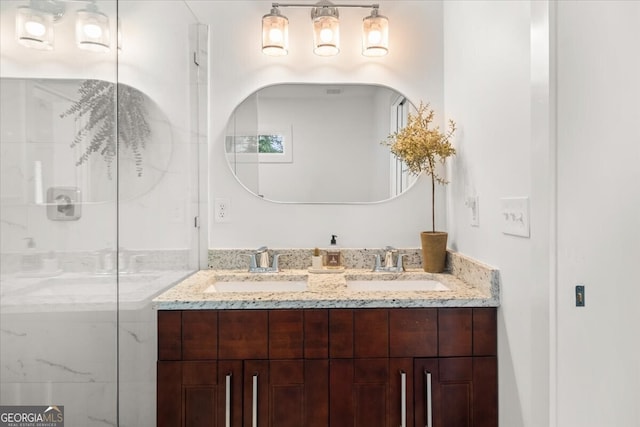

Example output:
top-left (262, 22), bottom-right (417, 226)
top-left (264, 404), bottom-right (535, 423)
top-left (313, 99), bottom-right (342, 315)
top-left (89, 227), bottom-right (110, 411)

top-left (15, 0), bottom-right (113, 52)
top-left (262, 0), bottom-right (389, 57)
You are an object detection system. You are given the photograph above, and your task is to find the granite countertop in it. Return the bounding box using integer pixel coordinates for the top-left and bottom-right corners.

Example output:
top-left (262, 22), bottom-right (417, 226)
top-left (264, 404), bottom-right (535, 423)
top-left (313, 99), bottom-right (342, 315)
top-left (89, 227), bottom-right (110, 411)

top-left (153, 250), bottom-right (500, 309)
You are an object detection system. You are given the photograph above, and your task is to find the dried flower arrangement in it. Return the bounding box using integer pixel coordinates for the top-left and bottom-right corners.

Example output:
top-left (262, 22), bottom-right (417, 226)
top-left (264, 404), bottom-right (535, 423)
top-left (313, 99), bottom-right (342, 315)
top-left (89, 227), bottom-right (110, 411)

top-left (384, 101), bottom-right (456, 232)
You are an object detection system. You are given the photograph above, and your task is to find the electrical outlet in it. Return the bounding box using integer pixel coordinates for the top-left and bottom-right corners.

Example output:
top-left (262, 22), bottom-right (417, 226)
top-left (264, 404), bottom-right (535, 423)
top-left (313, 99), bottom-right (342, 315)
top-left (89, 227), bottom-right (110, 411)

top-left (214, 198), bottom-right (230, 223)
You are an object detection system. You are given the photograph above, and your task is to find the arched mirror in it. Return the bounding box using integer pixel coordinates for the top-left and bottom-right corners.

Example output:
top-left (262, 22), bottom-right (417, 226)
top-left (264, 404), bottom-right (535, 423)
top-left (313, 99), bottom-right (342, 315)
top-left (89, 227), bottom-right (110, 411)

top-left (225, 83), bottom-right (417, 203)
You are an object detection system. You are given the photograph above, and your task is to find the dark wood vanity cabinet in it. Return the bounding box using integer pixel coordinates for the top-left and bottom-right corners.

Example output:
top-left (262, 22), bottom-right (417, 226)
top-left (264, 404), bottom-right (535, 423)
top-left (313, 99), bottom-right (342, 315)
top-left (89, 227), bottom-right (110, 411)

top-left (157, 307), bottom-right (497, 427)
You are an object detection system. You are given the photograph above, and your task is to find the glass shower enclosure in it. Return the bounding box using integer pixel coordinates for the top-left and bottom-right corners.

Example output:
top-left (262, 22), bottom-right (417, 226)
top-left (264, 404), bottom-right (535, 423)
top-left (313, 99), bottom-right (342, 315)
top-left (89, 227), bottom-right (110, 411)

top-left (0, 1), bottom-right (206, 425)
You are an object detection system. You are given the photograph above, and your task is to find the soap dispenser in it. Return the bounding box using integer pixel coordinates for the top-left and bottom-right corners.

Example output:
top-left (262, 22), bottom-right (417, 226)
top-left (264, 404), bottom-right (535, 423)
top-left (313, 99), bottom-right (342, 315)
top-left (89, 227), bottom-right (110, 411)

top-left (21, 237), bottom-right (43, 272)
top-left (325, 235), bottom-right (341, 268)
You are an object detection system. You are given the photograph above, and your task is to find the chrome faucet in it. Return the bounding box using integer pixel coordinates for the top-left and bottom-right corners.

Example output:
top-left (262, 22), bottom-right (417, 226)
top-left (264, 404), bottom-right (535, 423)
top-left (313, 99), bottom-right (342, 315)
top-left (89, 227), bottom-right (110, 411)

top-left (372, 246), bottom-right (405, 272)
top-left (248, 247), bottom-right (280, 273)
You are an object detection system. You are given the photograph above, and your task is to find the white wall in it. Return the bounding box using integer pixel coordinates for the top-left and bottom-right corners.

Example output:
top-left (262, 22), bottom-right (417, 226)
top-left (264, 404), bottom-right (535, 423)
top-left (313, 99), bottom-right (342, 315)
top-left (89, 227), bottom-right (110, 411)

top-left (446, 1), bottom-right (640, 426)
top-left (443, 1), bottom-right (546, 426)
top-left (556, 2), bottom-right (640, 426)
top-left (191, 0), bottom-right (446, 249)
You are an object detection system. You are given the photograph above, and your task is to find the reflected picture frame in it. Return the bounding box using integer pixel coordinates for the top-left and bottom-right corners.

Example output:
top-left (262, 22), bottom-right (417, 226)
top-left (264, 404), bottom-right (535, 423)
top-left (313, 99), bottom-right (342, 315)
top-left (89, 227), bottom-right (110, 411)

top-left (225, 126), bottom-right (292, 163)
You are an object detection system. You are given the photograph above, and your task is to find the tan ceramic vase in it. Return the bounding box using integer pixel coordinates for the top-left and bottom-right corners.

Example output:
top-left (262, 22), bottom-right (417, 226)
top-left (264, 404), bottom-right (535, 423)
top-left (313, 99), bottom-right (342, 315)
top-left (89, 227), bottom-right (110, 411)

top-left (420, 231), bottom-right (448, 273)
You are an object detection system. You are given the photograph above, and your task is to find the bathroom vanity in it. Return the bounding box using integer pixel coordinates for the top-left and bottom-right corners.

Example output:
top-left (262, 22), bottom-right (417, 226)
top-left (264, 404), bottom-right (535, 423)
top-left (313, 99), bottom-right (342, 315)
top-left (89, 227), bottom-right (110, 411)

top-left (153, 251), bottom-right (499, 427)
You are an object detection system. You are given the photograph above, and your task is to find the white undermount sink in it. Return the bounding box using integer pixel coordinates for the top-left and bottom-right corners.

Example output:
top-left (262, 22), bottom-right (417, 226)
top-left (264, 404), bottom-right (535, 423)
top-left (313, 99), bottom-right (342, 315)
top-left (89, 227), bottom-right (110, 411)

top-left (346, 279), bottom-right (449, 292)
top-left (204, 280), bottom-right (307, 293)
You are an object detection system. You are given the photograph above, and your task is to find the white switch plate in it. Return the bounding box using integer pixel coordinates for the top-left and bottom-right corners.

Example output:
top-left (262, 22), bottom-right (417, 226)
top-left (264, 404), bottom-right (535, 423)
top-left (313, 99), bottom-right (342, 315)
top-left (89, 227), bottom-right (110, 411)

top-left (500, 197), bottom-right (530, 238)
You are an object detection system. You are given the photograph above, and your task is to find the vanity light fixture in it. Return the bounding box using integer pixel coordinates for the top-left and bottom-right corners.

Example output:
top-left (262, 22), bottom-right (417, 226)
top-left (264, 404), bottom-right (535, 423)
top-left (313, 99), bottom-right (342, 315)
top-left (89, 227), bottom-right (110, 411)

top-left (361, 7), bottom-right (388, 57)
top-left (262, 6), bottom-right (289, 56)
top-left (75, 1), bottom-right (111, 52)
top-left (262, 1), bottom-right (388, 57)
top-left (311, 1), bottom-right (340, 56)
top-left (15, 0), bottom-right (113, 53)
top-left (15, 0), bottom-right (65, 50)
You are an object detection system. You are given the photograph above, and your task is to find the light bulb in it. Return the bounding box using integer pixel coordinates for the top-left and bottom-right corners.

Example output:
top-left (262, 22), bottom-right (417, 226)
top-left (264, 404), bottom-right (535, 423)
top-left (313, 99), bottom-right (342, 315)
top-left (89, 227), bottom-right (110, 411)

top-left (269, 27), bottom-right (283, 43)
top-left (368, 29), bottom-right (382, 44)
top-left (83, 23), bottom-right (103, 38)
top-left (320, 27), bottom-right (333, 43)
top-left (25, 20), bottom-right (46, 37)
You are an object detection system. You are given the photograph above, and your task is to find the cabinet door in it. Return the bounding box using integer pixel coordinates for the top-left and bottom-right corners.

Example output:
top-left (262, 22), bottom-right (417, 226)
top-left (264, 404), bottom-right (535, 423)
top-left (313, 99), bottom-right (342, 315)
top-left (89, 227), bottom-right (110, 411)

top-left (244, 359), bottom-right (329, 427)
top-left (330, 358), bottom-right (413, 427)
top-left (158, 361), bottom-right (182, 427)
top-left (182, 361), bottom-right (218, 427)
top-left (414, 357), bottom-right (497, 427)
top-left (157, 361), bottom-right (243, 427)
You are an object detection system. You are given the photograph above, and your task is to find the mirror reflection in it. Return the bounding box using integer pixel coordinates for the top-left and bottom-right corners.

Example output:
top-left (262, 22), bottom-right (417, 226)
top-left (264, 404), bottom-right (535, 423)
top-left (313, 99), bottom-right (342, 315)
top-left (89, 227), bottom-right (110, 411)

top-left (225, 83), bottom-right (416, 203)
top-left (0, 78), bottom-right (173, 204)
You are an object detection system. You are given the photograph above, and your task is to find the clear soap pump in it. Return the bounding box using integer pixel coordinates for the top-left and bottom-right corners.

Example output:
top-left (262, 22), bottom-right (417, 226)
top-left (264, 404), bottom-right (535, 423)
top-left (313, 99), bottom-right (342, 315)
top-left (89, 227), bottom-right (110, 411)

top-left (326, 234), bottom-right (341, 268)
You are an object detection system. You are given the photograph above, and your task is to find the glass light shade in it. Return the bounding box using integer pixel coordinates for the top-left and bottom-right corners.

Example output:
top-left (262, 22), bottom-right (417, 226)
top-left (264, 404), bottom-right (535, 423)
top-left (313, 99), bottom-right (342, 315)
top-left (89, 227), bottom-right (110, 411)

top-left (262, 9), bottom-right (288, 56)
top-left (15, 6), bottom-right (54, 50)
top-left (76, 9), bottom-right (111, 53)
top-left (362, 11), bottom-right (389, 57)
top-left (313, 14), bottom-right (339, 56)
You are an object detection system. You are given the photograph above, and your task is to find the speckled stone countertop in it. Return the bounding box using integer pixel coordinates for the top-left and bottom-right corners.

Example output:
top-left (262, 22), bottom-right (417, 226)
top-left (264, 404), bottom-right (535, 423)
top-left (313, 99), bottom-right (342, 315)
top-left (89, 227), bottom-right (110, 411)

top-left (152, 250), bottom-right (500, 310)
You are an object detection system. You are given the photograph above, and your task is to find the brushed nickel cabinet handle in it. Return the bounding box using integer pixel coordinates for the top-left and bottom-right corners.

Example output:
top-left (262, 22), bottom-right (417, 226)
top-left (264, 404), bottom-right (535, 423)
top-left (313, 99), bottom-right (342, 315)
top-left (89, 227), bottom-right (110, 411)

top-left (252, 374), bottom-right (259, 427)
top-left (424, 370), bottom-right (433, 427)
top-left (400, 370), bottom-right (407, 427)
top-left (225, 373), bottom-right (232, 427)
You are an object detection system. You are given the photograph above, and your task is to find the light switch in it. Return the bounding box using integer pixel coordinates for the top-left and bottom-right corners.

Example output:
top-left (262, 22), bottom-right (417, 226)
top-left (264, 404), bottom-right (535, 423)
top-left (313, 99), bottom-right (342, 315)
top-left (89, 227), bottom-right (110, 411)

top-left (500, 197), bottom-right (530, 238)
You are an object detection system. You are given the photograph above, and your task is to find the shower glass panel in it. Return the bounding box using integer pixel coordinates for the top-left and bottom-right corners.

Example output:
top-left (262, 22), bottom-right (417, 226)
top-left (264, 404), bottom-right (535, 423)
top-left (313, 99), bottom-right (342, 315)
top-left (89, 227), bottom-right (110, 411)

top-left (116, 2), bottom-right (204, 425)
top-left (0, 1), bottom-right (204, 425)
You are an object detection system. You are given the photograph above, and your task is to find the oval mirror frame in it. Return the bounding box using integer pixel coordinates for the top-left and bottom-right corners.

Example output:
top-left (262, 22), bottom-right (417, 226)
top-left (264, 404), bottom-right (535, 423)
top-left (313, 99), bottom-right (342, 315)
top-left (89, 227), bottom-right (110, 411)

top-left (225, 83), bottom-right (417, 204)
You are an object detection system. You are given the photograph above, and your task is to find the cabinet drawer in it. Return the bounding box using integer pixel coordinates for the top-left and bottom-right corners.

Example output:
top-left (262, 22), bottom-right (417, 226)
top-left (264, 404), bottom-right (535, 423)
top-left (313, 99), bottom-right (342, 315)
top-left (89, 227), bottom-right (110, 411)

top-left (390, 308), bottom-right (438, 357)
top-left (183, 311), bottom-right (217, 360)
top-left (438, 308), bottom-right (473, 356)
top-left (158, 311), bottom-right (181, 361)
top-left (354, 309), bottom-right (389, 358)
top-left (304, 309), bottom-right (329, 359)
top-left (219, 310), bottom-right (268, 359)
top-left (473, 308), bottom-right (497, 356)
top-left (269, 310), bottom-right (304, 359)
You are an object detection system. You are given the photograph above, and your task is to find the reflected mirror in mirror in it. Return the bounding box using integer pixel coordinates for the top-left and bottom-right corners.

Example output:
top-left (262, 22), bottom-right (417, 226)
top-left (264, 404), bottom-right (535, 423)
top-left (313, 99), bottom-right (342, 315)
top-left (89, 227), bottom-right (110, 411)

top-left (225, 83), bottom-right (417, 203)
top-left (0, 78), bottom-right (172, 204)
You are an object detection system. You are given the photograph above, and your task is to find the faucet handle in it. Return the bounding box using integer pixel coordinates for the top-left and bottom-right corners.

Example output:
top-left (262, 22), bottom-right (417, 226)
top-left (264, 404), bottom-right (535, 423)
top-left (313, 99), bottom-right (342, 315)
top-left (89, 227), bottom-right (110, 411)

top-left (271, 253), bottom-right (280, 271)
top-left (396, 253), bottom-right (406, 271)
top-left (247, 253), bottom-right (258, 270)
top-left (373, 254), bottom-right (382, 271)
